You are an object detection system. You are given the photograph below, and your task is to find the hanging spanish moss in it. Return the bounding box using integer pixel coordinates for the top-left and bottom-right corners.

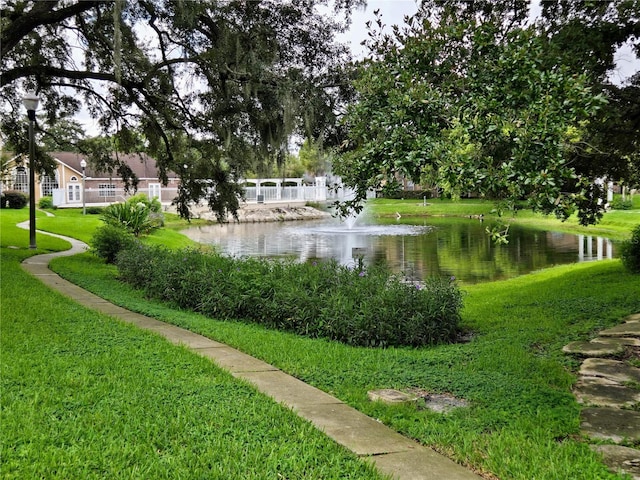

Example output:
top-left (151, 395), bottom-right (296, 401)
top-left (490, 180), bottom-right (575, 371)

top-left (113, 0), bottom-right (123, 84)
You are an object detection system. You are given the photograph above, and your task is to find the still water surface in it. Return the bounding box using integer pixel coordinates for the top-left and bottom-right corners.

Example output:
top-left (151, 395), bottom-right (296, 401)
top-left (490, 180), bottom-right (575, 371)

top-left (181, 216), bottom-right (615, 284)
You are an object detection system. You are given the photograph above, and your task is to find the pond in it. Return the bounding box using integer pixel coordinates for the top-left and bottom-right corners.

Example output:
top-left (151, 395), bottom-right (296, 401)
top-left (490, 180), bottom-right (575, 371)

top-left (181, 215), bottom-right (615, 284)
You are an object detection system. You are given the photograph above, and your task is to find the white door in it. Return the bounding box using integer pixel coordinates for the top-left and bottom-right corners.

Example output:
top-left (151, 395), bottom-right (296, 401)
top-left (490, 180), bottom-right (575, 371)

top-left (149, 183), bottom-right (161, 201)
top-left (68, 184), bottom-right (80, 202)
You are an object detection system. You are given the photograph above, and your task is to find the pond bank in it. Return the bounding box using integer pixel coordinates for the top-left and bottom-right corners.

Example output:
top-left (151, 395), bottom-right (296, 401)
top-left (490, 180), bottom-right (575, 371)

top-left (189, 202), bottom-right (331, 223)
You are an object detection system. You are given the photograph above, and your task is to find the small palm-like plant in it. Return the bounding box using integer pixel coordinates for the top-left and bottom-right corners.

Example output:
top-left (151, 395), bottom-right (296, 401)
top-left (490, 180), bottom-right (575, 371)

top-left (101, 198), bottom-right (162, 236)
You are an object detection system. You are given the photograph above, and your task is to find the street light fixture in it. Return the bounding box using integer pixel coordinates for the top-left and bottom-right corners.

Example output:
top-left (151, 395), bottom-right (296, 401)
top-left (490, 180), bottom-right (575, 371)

top-left (80, 159), bottom-right (87, 215)
top-left (22, 91), bottom-right (40, 249)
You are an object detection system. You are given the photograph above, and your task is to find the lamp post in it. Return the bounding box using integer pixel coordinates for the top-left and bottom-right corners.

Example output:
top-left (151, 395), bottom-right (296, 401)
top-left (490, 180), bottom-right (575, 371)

top-left (22, 92), bottom-right (40, 249)
top-left (80, 159), bottom-right (87, 215)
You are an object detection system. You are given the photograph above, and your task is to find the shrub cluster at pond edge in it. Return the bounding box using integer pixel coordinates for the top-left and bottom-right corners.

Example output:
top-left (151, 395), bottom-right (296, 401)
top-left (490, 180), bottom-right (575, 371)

top-left (115, 244), bottom-right (463, 347)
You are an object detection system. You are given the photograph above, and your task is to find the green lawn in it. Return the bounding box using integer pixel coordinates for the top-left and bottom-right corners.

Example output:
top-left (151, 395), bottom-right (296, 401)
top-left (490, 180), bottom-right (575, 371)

top-left (3, 205), bottom-right (640, 479)
top-left (0, 209), bottom-right (382, 480)
top-left (367, 197), bottom-right (640, 241)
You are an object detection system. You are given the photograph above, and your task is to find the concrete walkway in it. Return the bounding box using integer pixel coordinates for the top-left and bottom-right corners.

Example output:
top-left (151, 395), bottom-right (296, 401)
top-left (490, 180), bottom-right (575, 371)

top-left (20, 227), bottom-right (481, 480)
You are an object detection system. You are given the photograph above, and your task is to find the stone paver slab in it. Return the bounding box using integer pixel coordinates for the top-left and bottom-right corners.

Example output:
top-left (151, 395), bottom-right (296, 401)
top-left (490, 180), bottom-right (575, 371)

top-left (562, 340), bottom-right (625, 357)
top-left (590, 444), bottom-right (640, 480)
top-left (369, 449), bottom-right (482, 480)
top-left (293, 402), bottom-right (417, 456)
top-left (233, 370), bottom-right (343, 407)
top-left (574, 377), bottom-right (640, 407)
top-left (581, 408), bottom-right (640, 443)
top-left (625, 313), bottom-right (640, 323)
top-left (368, 389), bottom-right (418, 405)
top-left (591, 336), bottom-right (640, 347)
top-left (580, 358), bottom-right (640, 384)
top-left (599, 322), bottom-right (640, 338)
top-left (196, 346), bottom-right (278, 372)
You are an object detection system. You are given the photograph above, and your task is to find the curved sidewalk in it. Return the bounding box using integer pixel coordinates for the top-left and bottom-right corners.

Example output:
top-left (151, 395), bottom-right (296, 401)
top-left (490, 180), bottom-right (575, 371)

top-left (20, 228), bottom-right (481, 480)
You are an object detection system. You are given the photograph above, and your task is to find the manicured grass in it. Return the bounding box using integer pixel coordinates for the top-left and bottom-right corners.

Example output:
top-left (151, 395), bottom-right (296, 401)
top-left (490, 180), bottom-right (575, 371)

top-left (35, 208), bottom-right (205, 249)
top-left (367, 198), bottom-right (640, 241)
top-left (4, 204), bottom-right (640, 479)
top-left (0, 211), bottom-right (383, 480)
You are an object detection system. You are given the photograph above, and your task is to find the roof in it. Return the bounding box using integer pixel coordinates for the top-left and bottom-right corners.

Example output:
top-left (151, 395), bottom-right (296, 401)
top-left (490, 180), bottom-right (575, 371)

top-left (51, 152), bottom-right (178, 180)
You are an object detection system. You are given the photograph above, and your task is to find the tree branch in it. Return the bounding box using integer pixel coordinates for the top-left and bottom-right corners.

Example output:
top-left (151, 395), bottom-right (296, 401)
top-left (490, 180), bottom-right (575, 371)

top-left (1, 1), bottom-right (100, 59)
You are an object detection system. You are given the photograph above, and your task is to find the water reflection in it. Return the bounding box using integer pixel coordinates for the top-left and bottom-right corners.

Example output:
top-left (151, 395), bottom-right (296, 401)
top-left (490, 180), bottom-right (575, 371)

top-left (181, 216), bottom-right (615, 284)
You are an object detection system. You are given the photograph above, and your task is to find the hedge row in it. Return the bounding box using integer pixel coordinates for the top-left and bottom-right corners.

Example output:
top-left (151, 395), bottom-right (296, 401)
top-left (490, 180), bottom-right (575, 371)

top-left (114, 244), bottom-right (463, 347)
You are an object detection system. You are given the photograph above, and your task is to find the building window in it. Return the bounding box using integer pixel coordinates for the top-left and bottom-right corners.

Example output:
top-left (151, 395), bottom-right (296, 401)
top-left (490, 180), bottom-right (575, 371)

top-left (98, 184), bottom-right (116, 198)
top-left (41, 174), bottom-right (59, 197)
top-left (14, 168), bottom-right (28, 193)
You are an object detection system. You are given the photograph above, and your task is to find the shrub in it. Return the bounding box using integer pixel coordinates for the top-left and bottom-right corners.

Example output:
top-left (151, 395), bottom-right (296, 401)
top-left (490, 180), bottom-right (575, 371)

top-left (127, 192), bottom-right (162, 213)
top-left (610, 198), bottom-right (633, 210)
top-left (620, 224), bottom-right (640, 274)
top-left (378, 189), bottom-right (434, 200)
top-left (1, 190), bottom-right (28, 209)
top-left (115, 245), bottom-right (463, 347)
top-left (86, 206), bottom-right (103, 215)
top-left (38, 196), bottom-right (54, 209)
top-left (101, 198), bottom-right (163, 236)
top-left (91, 224), bottom-right (138, 264)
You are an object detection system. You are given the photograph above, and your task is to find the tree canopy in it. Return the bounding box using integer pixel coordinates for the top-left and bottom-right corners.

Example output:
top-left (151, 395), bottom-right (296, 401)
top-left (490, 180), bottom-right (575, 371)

top-left (1, 0), bottom-right (363, 220)
top-left (335, 0), bottom-right (640, 224)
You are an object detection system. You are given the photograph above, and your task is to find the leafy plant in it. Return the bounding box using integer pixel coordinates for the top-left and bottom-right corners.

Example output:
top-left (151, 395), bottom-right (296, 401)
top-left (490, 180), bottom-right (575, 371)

top-left (1, 190), bottom-right (28, 209)
top-left (620, 224), bottom-right (640, 273)
top-left (38, 196), bottom-right (54, 209)
top-left (101, 198), bottom-right (163, 236)
top-left (91, 224), bottom-right (138, 264)
top-left (115, 244), bottom-right (463, 347)
top-left (610, 198), bottom-right (633, 210)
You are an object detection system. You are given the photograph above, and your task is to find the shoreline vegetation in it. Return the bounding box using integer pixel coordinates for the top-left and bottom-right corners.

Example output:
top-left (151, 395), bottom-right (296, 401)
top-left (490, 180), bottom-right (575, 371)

top-left (2, 200), bottom-right (640, 479)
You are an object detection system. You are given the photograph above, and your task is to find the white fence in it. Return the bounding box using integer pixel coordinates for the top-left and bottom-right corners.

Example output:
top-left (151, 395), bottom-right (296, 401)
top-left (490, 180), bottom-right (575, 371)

top-left (52, 177), bottom-right (349, 208)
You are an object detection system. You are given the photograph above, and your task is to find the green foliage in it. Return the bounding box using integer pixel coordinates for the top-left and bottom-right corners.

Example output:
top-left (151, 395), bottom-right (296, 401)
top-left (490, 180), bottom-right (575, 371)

top-left (620, 224), bottom-right (640, 273)
top-left (38, 196), bottom-right (54, 209)
top-left (85, 206), bottom-right (103, 215)
top-left (336, 5), bottom-right (616, 227)
top-left (127, 192), bottom-right (162, 213)
top-left (611, 198), bottom-right (634, 210)
top-left (2, 1), bottom-right (364, 220)
top-left (115, 244), bottom-right (463, 347)
top-left (101, 198), bottom-right (163, 236)
top-left (0, 190), bottom-right (28, 209)
top-left (91, 224), bottom-right (137, 264)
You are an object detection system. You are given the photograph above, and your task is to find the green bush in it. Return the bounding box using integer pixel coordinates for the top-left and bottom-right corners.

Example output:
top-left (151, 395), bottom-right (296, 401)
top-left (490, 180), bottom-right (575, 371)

top-left (1, 190), bottom-right (28, 209)
top-left (91, 224), bottom-right (138, 264)
top-left (378, 189), bottom-right (434, 200)
top-left (126, 192), bottom-right (162, 213)
top-left (610, 198), bottom-right (633, 210)
top-left (620, 224), bottom-right (640, 273)
top-left (101, 198), bottom-right (163, 236)
top-left (38, 196), bottom-right (54, 209)
top-left (86, 206), bottom-right (103, 215)
top-left (115, 244), bottom-right (463, 347)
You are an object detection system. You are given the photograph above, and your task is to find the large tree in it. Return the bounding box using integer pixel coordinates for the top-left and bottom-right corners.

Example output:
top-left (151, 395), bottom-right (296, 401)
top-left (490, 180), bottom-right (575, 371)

top-left (335, 0), bottom-right (640, 224)
top-left (1, 0), bottom-right (362, 220)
